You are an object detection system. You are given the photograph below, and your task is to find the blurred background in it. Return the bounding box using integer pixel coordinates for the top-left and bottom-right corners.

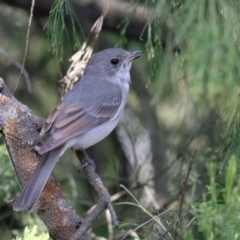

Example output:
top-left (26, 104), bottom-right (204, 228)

top-left (1, 0), bottom-right (240, 239)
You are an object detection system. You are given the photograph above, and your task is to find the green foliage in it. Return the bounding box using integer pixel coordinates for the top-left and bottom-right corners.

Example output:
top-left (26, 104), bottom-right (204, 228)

top-left (0, 143), bottom-right (47, 239)
top-left (0, 145), bottom-right (19, 208)
top-left (44, 0), bottom-right (83, 61)
top-left (146, 20), bottom-right (163, 84)
top-left (117, 185), bottom-right (172, 239)
top-left (13, 226), bottom-right (49, 240)
top-left (2, 0), bottom-right (240, 239)
top-left (146, 0), bottom-right (240, 111)
top-left (189, 157), bottom-right (240, 240)
top-left (116, 1), bottom-right (139, 47)
top-left (221, 97), bottom-right (240, 166)
top-left (116, 157), bottom-right (240, 239)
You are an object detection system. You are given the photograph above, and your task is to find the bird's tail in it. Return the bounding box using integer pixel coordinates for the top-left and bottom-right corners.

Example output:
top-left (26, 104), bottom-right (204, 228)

top-left (13, 148), bottom-right (61, 212)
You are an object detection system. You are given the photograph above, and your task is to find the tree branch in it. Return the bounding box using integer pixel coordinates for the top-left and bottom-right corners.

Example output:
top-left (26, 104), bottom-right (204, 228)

top-left (0, 77), bottom-right (91, 240)
top-left (70, 150), bottom-right (119, 240)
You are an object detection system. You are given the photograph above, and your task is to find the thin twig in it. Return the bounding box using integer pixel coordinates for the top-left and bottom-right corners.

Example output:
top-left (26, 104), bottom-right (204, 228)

top-left (158, 212), bottom-right (190, 240)
top-left (107, 201), bottom-right (119, 226)
top-left (120, 208), bottom-right (173, 240)
top-left (119, 185), bottom-right (169, 233)
top-left (139, 8), bottom-right (155, 41)
top-left (0, 48), bottom-right (32, 92)
top-left (106, 209), bottom-right (113, 240)
top-left (70, 150), bottom-right (118, 240)
top-left (178, 216), bottom-right (196, 239)
top-left (177, 149), bottom-right (198, 219)
top-left (174, 149), bottom-right (198, 239)
top-left (14, 0), bottom-right (35, 93)
top-left (86, 188), bottom-right (126, 215)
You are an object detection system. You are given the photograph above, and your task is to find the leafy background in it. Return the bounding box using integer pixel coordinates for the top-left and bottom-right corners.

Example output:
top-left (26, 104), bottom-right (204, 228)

top-left (0, 0), bottom-right (240, 239)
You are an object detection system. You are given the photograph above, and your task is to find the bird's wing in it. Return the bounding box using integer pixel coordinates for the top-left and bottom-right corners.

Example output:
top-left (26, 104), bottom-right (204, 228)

top-left (38, 80), bottom-right (123, 154)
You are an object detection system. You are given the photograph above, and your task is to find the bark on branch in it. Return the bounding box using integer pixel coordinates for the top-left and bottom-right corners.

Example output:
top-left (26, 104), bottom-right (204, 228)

top-left (0, 77), bottom-right (91, 240)
top-left (70, 150), bottom-right (119, 240)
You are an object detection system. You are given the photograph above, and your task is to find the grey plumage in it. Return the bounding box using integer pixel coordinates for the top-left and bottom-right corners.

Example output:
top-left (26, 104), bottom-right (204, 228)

top-left (39, 79), bottom-right (123, 154)
top-left (13, 48), bottom-right (141, 212)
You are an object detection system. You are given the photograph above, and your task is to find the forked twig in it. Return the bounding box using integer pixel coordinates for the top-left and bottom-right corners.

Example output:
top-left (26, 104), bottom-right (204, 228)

top-left (70, 150), bottom-right (118, 240)
top-left (120, 208), bottom-right (173, 240)
top-left (158, 212), bottom-right (190, 240)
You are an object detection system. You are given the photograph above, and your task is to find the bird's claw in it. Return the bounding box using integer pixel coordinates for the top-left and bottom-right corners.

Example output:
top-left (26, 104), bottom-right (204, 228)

top-left (78, 154), bottom-right (96, 173)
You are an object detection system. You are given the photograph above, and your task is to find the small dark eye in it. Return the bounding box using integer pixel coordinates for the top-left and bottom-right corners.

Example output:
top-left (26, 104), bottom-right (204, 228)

top-left (110, 58), bottom-right (119, 65)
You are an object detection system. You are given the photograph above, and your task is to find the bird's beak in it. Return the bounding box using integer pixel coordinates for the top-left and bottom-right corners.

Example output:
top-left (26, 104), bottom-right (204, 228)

top-left (125, 50), bottom-right (142, 63)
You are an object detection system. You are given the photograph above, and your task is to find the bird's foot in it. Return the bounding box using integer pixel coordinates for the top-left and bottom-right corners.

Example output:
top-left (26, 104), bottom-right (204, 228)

top-left (78, 150), bottom-right (96, 173)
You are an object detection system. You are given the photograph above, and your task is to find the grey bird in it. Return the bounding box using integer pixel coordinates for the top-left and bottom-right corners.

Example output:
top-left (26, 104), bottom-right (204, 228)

top-left (13, 48), bottom-right (142, 212)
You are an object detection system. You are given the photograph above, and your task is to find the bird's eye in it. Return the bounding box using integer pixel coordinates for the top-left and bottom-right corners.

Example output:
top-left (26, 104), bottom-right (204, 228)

top-left (110, 58), bottom-right (119, 65)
